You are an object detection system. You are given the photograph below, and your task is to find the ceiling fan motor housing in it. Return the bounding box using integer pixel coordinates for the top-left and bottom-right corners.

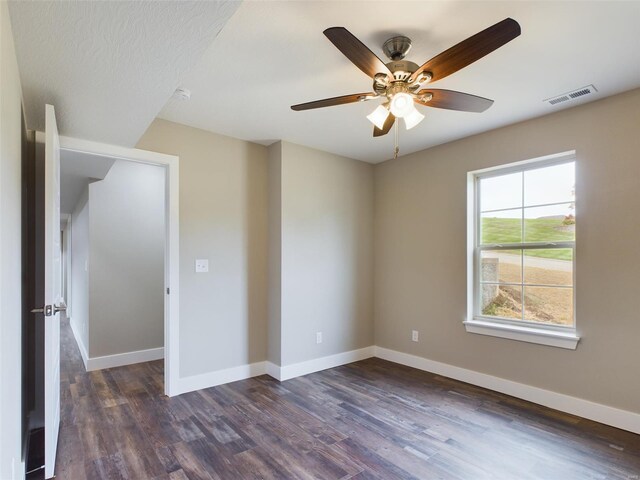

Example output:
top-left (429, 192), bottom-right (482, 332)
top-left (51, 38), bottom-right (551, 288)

top-left (386, 60), bottom-right (419, 81)
top-left (373, 60), bottom-right (420, 95)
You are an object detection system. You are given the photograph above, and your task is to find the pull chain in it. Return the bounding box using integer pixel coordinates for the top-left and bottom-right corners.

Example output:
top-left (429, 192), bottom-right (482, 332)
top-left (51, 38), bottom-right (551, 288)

top-left (393, 120), bottom-right (399, 159)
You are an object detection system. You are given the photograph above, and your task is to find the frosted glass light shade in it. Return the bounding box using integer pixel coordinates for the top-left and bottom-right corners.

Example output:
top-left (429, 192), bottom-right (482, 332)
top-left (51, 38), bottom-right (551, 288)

top-left (366, 104), bottom-right (390, 129)
top-left (404, 108), bottom-right (425, 129)
top-left (389, 93), bottom-right (414, 118)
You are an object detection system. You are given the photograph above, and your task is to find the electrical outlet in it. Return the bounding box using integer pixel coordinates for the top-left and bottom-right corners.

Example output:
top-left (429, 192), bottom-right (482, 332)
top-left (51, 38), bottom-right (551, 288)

top-left (316, 332), bottom-right (323, 344)
top-left (412, 330), bottom-right (419, 342)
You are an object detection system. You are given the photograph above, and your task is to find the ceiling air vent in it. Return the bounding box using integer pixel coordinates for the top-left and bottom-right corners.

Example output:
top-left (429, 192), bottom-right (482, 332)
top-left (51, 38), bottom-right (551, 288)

top-left (544, 85), bottom-right (597, 106)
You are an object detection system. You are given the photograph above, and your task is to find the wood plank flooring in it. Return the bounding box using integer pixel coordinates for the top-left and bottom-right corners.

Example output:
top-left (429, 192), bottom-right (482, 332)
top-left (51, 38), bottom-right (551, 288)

top-left (57, 317), bottom-right (640, 479)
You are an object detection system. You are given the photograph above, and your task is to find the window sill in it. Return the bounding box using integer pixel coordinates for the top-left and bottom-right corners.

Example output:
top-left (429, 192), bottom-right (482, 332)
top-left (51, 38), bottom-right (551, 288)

top-left (463, 319), bottom-right (580, 350)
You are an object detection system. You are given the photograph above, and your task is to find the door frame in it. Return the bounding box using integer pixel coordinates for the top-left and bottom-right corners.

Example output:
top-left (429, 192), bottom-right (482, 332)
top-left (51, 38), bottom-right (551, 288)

top-left (57, 135), bottom-right (180, 397)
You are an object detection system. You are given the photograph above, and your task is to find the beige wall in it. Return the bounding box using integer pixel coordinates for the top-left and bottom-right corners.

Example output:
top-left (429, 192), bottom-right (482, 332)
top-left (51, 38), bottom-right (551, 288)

top-left (138, 123), bottom-right (374, 373)
top-left (280, 141), bottom-right (374, 365)
top-left (137, 119), bottom-right (269, 377)
top-left (88, 160), bottom-right (165, 357)
top-left (0, 1), bottom-right (24, 477)
top-left (374, 88), bottom-right (640, 413)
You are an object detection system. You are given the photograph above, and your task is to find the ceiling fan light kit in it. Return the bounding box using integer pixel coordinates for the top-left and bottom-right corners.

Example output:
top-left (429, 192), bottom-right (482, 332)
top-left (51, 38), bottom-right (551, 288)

top-left (291, 18), bottom-right (521, 158)
top-left (389, 92), bottom-right (414, 117)
top-left (403, 108), bottom-right (425, 130)
top-left (366, 104), bottom-right (390, 130)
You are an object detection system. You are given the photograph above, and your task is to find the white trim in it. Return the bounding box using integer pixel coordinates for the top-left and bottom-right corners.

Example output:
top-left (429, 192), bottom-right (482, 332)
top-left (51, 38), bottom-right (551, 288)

top-left (374, 346), bottom-right (640, 435)
top-left (68, 318), bottom-right (88, 370)
top-left (58, 136), bottom-right (177, 166)
top-left (464, 319), bottom-right (579, 349)
top-left (85, 347), bottom-right (164, 372)
top-left (176, 347), bottom-right (375, 393)
top-left (173, 362), bottom-right (266, 396)
top-left (57, 135), bottom-right (180, 396)
top-left (265, 361), bottom-right (281, 381)
top-left (471, 150), bottom-right (576, 178)
top-left (271, 347), bottom-right (375, 381)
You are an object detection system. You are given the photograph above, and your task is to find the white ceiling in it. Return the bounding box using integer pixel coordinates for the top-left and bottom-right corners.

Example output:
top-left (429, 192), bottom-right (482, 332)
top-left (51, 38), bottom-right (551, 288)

top-left (159, 1), bottom-right (640, 163)
top-left (60, 150), bottom-right (115, 215)
top-left (8, 0), bottom-right (240, 146)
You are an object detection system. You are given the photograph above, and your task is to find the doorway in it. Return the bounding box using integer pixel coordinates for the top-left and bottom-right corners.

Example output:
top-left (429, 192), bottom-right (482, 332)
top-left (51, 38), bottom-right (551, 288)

top-left (61, 153), bottom-right (166, 373)
top-left (58, 137), bottom-right (180, 397)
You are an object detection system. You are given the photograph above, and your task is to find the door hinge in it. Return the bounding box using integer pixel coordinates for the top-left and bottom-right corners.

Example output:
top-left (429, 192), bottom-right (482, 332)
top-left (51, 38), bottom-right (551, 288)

top-left (166, 287), bottom-right (170, 295)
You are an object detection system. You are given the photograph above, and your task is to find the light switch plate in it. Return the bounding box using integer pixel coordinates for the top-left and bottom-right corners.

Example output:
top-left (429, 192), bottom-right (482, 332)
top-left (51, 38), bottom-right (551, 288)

top-left (195, 259), bottom-right (209, 273)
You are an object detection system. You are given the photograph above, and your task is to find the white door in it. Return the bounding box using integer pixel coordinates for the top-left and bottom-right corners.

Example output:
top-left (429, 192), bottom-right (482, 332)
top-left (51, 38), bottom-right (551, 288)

top-left (44, 104), bottom-right (62, 478)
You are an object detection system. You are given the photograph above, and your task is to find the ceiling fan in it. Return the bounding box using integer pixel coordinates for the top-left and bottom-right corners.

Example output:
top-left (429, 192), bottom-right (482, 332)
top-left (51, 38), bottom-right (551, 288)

top-left (291, 18), bottom-right (521, 137)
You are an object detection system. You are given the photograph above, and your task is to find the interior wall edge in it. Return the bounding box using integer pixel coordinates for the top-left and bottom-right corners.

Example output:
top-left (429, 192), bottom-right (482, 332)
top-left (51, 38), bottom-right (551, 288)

top-left (274, 346), bottom-right (375, 382)
top-left (0, 0), bottom-right (26, 477)
top-left (68, 318), bottom-right (88, 370)
top-left (265, 362), bottom-right (281, 381)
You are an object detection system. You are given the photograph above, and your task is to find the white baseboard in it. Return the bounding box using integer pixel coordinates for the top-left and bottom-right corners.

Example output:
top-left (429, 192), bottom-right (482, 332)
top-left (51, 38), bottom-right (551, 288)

top-left (269, 346), bottom-right (375, 381)
top-left (173, 361), bottom-right (266, 396)
top-left (166, 344), bottom-right (640, 435)
top-left (265, 361), bottom-right (281, 380)
top-left (69, 319), bottom-right (88, 370)
top-left (175, 347), bottom-right (375, 396)
top-left (86, 347), bottom-right (164, 372)
top-left (374, 346), bottom-right (640, 435)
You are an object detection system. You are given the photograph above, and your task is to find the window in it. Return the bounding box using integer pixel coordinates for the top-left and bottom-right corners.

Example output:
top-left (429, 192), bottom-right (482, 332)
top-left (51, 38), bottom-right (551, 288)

top-left (466, 152), bottom-right (579, 349)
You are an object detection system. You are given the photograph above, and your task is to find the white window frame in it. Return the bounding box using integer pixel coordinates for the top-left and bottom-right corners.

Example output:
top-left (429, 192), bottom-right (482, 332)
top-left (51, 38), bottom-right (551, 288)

top-left (465, 151), bottom-right (580, 349)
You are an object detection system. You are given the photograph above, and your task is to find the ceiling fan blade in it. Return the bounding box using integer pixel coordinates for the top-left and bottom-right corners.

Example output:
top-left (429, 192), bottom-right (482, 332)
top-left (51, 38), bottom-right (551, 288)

top-left (291, 92), bottom-right (377, 111)
top-left (416, 89), bottom-right (494, 112)
top-left (373, 113), bottom-right (396, 137)
top-left (410, 18), bottom-right (521, 84)
top-left (324, 27), bottom-right (392, 79)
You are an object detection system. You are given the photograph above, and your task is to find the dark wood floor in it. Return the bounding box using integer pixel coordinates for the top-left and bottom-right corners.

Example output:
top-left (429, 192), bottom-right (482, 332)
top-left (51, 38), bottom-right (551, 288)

top-left (57, 317), bottom-right (640, 480)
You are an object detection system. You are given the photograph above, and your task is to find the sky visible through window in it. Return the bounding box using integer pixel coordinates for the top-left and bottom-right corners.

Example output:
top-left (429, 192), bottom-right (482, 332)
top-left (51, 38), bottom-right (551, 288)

top-left (481, 162), bottom-right (575, 220)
